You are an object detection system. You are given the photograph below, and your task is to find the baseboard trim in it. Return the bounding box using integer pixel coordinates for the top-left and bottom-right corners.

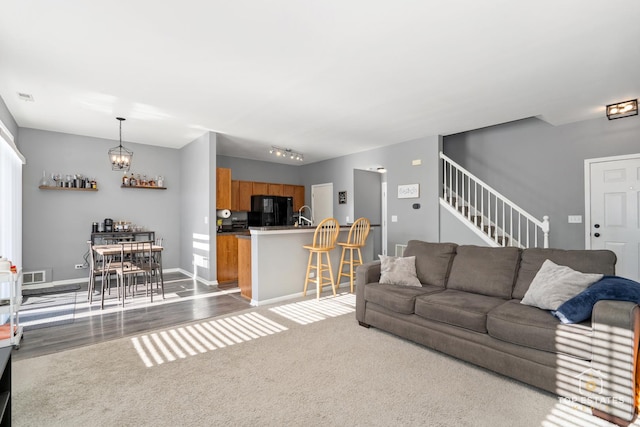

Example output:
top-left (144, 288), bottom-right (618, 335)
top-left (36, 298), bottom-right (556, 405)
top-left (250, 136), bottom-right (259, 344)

top-left (23, 268), bottom-right (189, 290)
top-left (176, 268), bottom-right (218, 286)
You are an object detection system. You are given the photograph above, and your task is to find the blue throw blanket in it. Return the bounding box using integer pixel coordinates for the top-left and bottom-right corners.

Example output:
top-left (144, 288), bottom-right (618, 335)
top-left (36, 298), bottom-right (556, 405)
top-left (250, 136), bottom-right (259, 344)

top-left (552, 276), bottom-right (640, 324)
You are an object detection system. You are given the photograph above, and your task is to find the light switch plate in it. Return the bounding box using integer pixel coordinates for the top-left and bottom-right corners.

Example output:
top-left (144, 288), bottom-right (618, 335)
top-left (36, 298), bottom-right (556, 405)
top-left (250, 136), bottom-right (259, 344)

top-left (568, 215), bottom-right (582, 224)
top-left (391, 215), bottom-right (398, 222)
top-left (412, 159), bottom-right (422, 166)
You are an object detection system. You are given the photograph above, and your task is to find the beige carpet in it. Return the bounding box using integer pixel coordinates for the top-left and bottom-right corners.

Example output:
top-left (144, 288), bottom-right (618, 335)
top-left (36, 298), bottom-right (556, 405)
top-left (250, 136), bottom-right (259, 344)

top-left (11, 294), bottom-right (630, 426)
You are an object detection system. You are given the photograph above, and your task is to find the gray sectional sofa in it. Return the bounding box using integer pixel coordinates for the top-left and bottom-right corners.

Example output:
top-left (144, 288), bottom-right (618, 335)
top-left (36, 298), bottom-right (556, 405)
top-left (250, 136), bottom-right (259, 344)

top-left (355, 240), bottom-right (639, 423)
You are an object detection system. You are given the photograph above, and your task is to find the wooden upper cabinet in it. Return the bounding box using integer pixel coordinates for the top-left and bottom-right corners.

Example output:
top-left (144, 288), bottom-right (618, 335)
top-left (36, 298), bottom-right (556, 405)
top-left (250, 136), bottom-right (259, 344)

top-left (283, 185), bottom-right (295, 198)
top-left (267, 183), bottom-right (283, 196)
top-left (283, 184), bottom-right (304, 211)
top-left (293, 185), bottom-right (305, 211)
top-left (231, 180), bottom-right (239, 211)
top-left (252, 181), bottom-right (268, 196)
top-left (216, 167), bottom-right (232, 210)
top-left (238, 180), bottom-right (253, 211)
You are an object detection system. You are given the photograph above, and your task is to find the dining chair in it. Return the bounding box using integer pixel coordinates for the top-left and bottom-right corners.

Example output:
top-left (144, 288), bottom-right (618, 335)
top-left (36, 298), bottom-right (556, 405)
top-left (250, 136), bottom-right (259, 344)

top-left (113, 241), bottom-right (154, 306)
top-left (86, 241), bottom-right (118, 309)
top-left (336, 217), bottom-right (370, 293)
top-left (302, 217), bottom-right (340, 299)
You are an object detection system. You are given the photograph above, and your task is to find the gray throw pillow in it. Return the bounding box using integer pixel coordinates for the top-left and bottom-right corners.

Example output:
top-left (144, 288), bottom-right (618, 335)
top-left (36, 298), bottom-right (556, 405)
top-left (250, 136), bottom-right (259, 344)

top-left (378, 255), bottom-right (421, 287)
top-left (520, 259), bottom-right (603, 310)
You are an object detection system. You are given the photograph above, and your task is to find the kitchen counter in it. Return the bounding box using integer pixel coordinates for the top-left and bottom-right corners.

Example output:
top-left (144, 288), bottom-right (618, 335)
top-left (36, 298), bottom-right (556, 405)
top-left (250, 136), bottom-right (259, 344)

top-left (217, 230), bottom-right (250, 236)
top-left (246, 225), bottom-right (376, 305)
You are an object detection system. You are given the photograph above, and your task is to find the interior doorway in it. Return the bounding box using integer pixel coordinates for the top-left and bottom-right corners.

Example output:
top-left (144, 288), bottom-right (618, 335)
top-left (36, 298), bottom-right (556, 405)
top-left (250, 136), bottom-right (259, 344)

top-left (311, 183), bottom-right (333, 224)
top-left (354, 169), bottom-right (384, 257)
top-left (585, 153), bottom-right (640, 281)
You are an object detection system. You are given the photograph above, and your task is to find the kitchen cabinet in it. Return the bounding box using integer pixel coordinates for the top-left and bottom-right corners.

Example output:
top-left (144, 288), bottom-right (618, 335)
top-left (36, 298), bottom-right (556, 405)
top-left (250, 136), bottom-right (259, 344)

top-left (216, 167), bottom-right (232, 210)
top-left (232, 179), bottom-right (304, 212)
top-left (284, 184), bottom-right (306, 211)
top-left (231, 180), bottom-right (239, 211)
top-left (267, 183), bottom-right (283, 196)
top-left (237, 236), bottom-right (252, 299)
top-left (252, 181), bottom-right (268, 196)
top-left (238, 181), bottom-right (253, 211)
top-left (216, 234), bottom-right (238, 283)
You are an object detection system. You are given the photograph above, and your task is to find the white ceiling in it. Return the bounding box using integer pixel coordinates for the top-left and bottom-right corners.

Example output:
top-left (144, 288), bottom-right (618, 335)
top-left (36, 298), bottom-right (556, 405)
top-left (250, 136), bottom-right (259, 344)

top-left (1, 1), bottom-right (639, 164)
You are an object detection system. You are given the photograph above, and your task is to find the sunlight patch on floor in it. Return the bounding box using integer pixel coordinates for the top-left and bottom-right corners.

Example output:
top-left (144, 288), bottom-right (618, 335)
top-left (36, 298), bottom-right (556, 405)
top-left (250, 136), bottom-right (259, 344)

top-left (21, 286), bottom-right (241, 329)
top-left (268, 292), bottom-right (356, 325)
top-left (131, 312), bottom-right (288, 367)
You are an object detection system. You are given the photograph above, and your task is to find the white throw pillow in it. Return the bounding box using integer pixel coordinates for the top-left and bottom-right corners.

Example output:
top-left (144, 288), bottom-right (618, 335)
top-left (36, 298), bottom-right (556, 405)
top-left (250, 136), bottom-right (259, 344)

top-left (520, 259), bottom-right (603, 310)
top-left (378, 255), bottom-right (421, 287)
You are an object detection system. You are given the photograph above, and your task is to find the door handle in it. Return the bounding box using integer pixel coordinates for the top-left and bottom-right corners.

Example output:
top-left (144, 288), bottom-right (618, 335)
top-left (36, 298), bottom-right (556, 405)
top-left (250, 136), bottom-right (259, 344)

top-left (594, 233), bottom-right (600, 238)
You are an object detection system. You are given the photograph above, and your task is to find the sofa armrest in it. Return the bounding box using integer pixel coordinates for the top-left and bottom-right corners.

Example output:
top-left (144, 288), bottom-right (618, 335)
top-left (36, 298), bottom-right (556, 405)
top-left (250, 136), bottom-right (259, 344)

top-left (355, 260), bottom-right (381, 322)
top-left (589, 300), bottom-right (640, 422)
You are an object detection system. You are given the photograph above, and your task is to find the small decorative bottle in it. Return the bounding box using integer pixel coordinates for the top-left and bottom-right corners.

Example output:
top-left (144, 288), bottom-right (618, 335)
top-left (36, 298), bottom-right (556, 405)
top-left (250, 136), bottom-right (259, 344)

top-left (122, 172), bottom-right (129, 186)
top-left (130, 172), bottom-right (136, 186)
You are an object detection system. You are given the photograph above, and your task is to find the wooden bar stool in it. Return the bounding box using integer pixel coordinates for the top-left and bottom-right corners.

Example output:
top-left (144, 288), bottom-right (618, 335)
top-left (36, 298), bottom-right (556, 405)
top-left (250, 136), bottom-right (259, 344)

top-left (337, 217), bottom-right (371, 293)
top-left (303, 217), bottom-right (340, 299)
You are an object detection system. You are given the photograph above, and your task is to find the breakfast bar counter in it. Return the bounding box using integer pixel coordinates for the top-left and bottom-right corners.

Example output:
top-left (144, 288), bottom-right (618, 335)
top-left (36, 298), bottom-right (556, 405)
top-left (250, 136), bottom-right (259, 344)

top-left (247, 225), bottom-right (374, 305)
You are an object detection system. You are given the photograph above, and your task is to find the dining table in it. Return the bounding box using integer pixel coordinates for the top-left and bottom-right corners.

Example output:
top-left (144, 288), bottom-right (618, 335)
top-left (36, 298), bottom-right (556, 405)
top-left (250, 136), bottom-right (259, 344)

top-left (91, 242), bottom-right (164, 306)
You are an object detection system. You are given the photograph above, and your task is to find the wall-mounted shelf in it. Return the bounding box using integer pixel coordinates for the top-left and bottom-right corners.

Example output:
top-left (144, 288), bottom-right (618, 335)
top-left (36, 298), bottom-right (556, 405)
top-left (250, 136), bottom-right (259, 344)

top-left (120, 185), bottom-right (167, 190)
top-left (39, 186), bottom-right (98, 192)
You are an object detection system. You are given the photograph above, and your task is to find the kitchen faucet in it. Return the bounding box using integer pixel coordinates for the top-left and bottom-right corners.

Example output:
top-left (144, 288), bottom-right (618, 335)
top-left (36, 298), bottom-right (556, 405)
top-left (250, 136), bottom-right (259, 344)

top-left (298, 205), bottom-right (313, 226)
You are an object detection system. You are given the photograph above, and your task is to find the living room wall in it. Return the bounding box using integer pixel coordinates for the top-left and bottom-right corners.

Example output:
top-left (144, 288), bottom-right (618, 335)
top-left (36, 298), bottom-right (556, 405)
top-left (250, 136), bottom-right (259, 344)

top-left (302, 135), bottom-right (442, 254)
top-left (443, 116), bottom-right (640, 249)
top-left (179, 131), bottom-right (218, 282)
top-left (18, 128), bottom-right (181, 282)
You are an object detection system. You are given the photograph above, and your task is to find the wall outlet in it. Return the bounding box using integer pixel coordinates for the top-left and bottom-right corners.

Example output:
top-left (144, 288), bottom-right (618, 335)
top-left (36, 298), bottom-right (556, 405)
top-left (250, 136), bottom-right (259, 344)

top-left (74, 264), bottom-right (86, 269)
top-left (412, 159), bottom-right (422, 166)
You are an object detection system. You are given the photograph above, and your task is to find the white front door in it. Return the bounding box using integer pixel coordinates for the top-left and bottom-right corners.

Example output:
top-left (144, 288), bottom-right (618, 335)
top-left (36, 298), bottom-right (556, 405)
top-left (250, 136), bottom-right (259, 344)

top-left (312, 183), bottom-right (333, 223)
top-left (587, 154), bottom-right (640, 281)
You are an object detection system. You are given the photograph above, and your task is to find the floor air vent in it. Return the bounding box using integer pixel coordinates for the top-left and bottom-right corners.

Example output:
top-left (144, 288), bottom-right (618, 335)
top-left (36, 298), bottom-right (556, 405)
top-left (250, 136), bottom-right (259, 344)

top-left (23, 270), bottom-right (46, 285)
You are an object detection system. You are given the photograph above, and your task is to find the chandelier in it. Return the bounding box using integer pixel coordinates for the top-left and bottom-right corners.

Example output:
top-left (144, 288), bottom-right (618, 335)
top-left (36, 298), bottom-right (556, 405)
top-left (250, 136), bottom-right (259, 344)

top-left (108, 117), bottom-right (133, 171)
top-left (269, 145), bottom-right (304, 162)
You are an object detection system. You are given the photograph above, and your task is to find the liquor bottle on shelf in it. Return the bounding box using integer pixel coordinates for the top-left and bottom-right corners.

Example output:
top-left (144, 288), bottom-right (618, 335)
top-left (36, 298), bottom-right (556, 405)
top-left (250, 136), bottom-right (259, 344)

top-left (122, 172), bottom-right (129, 186)
top-left (130, 173), bottom-right (137, 186)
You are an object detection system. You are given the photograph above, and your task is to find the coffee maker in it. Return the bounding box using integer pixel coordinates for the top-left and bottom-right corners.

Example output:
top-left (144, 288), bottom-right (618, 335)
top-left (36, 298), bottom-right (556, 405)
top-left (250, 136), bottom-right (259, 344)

top-left (104, 218), bottom-right (113, 232)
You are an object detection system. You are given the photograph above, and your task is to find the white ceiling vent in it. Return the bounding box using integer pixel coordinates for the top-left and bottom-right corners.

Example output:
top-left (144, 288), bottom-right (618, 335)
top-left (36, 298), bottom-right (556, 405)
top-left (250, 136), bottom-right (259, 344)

top-left (17, 92), bottom-right (34, 102)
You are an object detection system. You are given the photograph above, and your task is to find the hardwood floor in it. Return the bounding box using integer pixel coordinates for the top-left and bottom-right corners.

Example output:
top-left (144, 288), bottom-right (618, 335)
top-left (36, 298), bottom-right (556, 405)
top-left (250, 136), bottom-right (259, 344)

top-left (12, 272), bottom-right (251, 361)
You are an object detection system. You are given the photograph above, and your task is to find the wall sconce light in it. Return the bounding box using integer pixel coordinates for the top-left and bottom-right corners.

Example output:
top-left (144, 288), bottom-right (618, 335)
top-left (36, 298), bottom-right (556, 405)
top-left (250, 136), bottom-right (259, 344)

top-left (606, 99), bottom-right (638, 120)
top-left (269, 145), bottom-right (303, 161)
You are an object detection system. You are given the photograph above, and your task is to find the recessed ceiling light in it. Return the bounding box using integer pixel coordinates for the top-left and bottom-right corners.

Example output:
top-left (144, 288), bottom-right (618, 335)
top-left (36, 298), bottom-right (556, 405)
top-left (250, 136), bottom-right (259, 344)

top-left (17, 92), bottom-right (34, 102)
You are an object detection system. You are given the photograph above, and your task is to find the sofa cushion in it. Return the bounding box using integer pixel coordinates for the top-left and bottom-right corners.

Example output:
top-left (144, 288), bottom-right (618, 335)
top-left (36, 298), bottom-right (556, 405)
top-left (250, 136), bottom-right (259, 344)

top-left (378, 255), bottom-right (421, 287)
top-left (520, 259), bottom-right (603, 310)
top-left (487, 299), bottom-right (593, 360)
top-left (513, 248), bottom-right (617, 300)
top-left (364, 283), bottom-right (443, 315)
top-left (403, 240), bottom-right (457, 287)
top-left (446, 246), bottom-right (521, 298)
top-left (414, 289), bottom-right (506, 333)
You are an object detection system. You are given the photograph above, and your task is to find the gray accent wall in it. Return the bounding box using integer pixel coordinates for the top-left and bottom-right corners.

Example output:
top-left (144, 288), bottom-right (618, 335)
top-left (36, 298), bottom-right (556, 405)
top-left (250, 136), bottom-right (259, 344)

top-left (302, 135), bottom-right (442, 254)
top-left (179, 132), bottom-right (217, 282)
top-left (217, 155), bottom-right (303, 184)
top-left (19, 128), bottom-right (181, 281)
top-left (0, 96), bottom-right (17, 138)
top-left (443, 116), bottom-right (640, 249)
top-left (439, 205), bottom-right (490, 246)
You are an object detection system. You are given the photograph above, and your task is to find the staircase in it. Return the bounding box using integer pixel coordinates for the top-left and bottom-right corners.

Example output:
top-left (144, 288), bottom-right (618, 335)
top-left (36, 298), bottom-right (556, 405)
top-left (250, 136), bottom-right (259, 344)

top-left (440, 152), bottom-right (549, 248)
